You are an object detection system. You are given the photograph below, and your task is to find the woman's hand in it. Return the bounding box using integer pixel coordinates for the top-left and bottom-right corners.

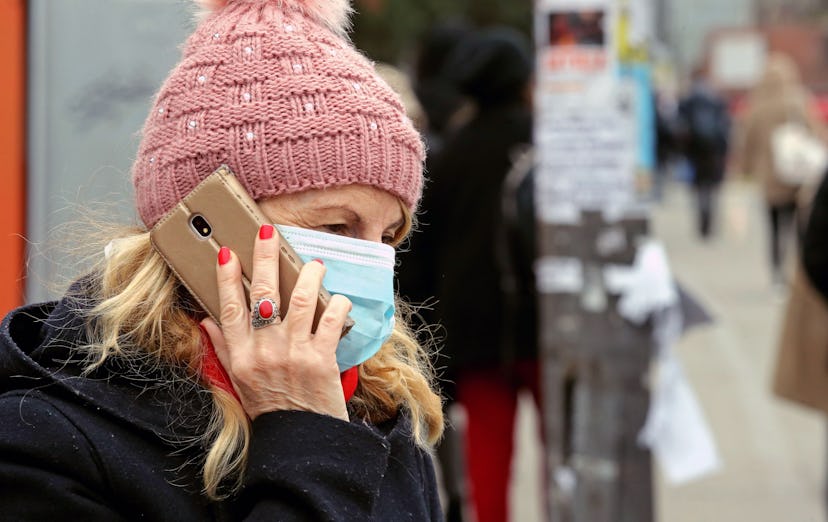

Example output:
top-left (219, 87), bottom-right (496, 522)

top-left (200, 224), bottom-right (352, 421)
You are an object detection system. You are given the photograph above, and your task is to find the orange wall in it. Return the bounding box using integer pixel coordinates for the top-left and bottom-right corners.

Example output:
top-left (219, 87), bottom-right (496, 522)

top-left (0, 0), bottom-right (26, 314)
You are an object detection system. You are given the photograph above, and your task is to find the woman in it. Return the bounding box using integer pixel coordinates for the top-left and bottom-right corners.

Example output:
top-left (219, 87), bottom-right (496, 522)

top-left (733, 53), bottom-right (826, 286)
top-left (0, 0), bottom-right (444, 519)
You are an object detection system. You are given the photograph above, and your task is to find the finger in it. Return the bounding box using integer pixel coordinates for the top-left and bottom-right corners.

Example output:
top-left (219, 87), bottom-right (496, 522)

top-left (249, 224), bottom-right (280, 308)
top-left (283, 259), bottom-right (326, 339)
top-left (216, 246), bottom-right (249, 341)
top-left (313, 294), bottom-right (352, 351)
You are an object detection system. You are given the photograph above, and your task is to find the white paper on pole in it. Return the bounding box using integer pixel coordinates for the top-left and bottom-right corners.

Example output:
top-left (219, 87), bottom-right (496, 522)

top-left (603, 263), bottom-right (636, 294)
top-left (534, 103), bottom-right (637, 214)
top-left (638, 346), bottom-right (722, 485)
top-left (539, 201), bottom-right (582, 224)
top-left (532, 0), bottom-right (645, 219)
top-left (616, 240), bottom-right (678, 324)
top-left (533, 69), bottom-right (638, 217)
top-left (613, 240), bottom-right (721, 484)
top-left (535, 256), bottom-right (584, 294)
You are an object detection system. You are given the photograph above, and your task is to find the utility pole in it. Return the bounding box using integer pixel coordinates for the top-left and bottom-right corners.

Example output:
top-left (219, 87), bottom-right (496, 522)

top-left (533, 1), bottom-right (656, 520)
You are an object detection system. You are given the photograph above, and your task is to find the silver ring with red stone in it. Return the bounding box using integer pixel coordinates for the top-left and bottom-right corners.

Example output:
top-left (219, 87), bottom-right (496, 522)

top-left (251, 297), bottom-right (280, 329)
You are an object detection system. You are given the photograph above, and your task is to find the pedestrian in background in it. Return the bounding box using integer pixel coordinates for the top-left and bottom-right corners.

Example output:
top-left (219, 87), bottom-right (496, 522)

top-left (398, 21), bottom-right (472, 331)
top-left (677, 67), bottom-right (731, 239)
top-left (417, 27), bottom-right (536, 522)
top-left (394, 23), bottom-right (476, 522)
top-left (732, 53), bottom-right (826, 287)
top-left (773, 164), bottom-right (828, 518)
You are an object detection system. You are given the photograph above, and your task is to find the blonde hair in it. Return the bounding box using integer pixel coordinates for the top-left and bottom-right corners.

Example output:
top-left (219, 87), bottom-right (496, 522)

top-left (77, 218), bottom-right (443, 499)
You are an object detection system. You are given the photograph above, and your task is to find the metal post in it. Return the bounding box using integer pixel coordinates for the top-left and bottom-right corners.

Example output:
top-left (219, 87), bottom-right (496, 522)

top-left (538, 212), bottom-right (653, 522)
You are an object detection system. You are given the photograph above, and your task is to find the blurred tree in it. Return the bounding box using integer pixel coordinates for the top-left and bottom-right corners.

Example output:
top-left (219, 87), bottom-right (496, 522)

top-left (351, 0), bottom-right (532, 65)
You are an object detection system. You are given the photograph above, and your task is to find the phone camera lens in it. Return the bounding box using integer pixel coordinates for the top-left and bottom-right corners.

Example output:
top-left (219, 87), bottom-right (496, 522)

top-left (190, 215), bottom-right (212, 238)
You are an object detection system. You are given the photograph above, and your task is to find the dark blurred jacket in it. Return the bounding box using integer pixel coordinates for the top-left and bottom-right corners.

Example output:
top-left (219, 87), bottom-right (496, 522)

top-left (678, 80), bottom-right (730, 186)
top-left (428, 102), bottom-right (533, 372)
top-left (421, 28), bottom-right (534, 377)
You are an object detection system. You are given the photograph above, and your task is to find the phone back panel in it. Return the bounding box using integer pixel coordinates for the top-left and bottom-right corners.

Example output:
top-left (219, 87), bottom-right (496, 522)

top-left (150, 165), bottom-right (331, 327)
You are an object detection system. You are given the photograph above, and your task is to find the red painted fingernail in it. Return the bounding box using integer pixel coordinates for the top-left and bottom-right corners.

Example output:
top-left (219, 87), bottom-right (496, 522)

top-left (313, 258), bottom-right (324, 265)
top-left (218, 247), bottom-right (231, 266)
top-left (259, 224), bottom-right (274, 240)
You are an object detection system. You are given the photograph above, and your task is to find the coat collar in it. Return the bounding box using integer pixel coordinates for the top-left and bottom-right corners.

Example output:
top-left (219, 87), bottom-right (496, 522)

top-left (0, 294), bottom-right (212, 441)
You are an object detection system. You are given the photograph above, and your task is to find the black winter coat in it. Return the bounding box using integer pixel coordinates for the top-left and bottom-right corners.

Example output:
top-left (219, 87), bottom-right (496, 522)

top-left (677, 85), bottom-right (731, 187)
top-left (0, 293), bottom-right (442, 521)
top-left (399, 102), bottom-right (533, 375)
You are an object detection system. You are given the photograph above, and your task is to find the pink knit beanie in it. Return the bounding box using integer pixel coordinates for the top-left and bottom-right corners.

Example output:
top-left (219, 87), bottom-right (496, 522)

top-left (132, 0), bottom-right (425, 228)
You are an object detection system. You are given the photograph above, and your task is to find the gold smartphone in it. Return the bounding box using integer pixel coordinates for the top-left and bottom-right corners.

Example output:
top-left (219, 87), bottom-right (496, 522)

top-left (150, 165), bottom-right (348, 333)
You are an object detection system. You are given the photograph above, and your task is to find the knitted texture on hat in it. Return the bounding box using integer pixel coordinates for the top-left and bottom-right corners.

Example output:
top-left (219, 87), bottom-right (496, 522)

top-left (132, 0), bottom-right (425, 228)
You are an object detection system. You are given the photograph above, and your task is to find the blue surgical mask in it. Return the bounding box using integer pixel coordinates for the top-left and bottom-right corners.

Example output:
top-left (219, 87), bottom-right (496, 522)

top-left (276, 225), bottom-right (396, 372)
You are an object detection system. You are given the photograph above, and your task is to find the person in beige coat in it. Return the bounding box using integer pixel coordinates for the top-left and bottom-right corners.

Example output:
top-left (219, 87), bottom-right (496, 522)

top-left (733, 53), bottom-right (826, 286)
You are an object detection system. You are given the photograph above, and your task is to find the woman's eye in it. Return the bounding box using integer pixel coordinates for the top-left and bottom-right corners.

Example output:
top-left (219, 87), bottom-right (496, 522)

top-left (382, 234), bottom-right (396, 245)
top-left (322, 224), bottom-right (349, 236)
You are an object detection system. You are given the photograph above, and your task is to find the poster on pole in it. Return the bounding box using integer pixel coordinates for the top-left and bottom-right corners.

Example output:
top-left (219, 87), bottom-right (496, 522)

top-left (534, 0), bottom-right (648, 223)
top-left (534, 0), bottom-right (617, 107)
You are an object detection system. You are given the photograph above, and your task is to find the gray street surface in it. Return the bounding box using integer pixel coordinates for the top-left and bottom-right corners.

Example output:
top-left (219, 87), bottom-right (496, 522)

top-left (507, 180), bottom-right (825, 522)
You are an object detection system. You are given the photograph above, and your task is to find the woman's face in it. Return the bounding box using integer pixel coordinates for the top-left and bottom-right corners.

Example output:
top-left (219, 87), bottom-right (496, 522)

top-left (258, 184), bottom-right (406, 245)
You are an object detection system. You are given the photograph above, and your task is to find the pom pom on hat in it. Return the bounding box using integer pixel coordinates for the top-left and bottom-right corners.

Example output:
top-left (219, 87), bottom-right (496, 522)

top-left (132, 0), bottom-right (424, 228)
top-left (193, 0), bottom-right (353, 36)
